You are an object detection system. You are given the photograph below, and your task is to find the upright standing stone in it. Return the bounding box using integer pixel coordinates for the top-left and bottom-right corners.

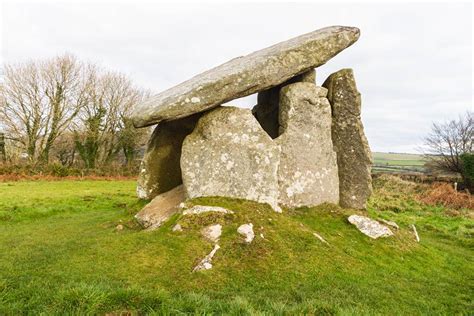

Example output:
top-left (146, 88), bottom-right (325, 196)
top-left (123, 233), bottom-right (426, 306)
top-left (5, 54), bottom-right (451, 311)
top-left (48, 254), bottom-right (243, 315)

top-left (252, 69), bottom-right (316, 138)
top-left (136, 114), bottom-right (200, 200)
top-left (276, 82), bottom-right (339, 207)
top-left (323, 69), bottom-right (372, 209)
top-left (181, 106), bottom-right (281, 211)
top-left (132, 26), bottom-right (360, 127)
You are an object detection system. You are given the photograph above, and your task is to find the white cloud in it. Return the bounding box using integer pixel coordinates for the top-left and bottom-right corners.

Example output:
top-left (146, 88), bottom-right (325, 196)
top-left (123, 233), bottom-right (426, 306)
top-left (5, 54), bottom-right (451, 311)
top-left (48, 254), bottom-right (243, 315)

top-left (1, 1), bottom-right (472, 153)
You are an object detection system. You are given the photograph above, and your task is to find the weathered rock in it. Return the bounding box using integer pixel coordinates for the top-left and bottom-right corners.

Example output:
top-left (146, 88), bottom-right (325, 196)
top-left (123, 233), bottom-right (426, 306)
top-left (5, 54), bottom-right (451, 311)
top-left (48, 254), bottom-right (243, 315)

top-left (181, 106), bottom-right (281, 212)
top-left (411, 224), bottom-right (420, 242)
top-left (378, 218), bottom-right (399, 230)
top-left (323, 69), bottom-right (372, 209)
top-left (172, 223), bottom-right (183, 232)
top-left (132, 26), bottom-right (360, 127)
top-left (201, 224), bottom-right (222, 243)
top-left (237, 223), bottom-right (255, 243)
top-left (348, 215), bottom-right (393, 239)
top-left (276, 82), bottom-right (339, 207)
top-left (313, 232), bottom-right (329, 244)
top-left (136, 114), bottom-right (201, 200)
top-left (252, 69), bottom-right (316, 138)
top-left (135, 185), bottom-right (185, 230)
top-left (193, 244), bottom-right (220, 272)
top-left (182, 205), bottom-right (234, 215)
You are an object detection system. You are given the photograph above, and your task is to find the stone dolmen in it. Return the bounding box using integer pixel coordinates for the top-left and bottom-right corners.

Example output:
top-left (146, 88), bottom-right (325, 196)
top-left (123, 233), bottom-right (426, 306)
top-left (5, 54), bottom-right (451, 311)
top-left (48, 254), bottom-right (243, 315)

top-left (132, 25), bottom-right (372, 224)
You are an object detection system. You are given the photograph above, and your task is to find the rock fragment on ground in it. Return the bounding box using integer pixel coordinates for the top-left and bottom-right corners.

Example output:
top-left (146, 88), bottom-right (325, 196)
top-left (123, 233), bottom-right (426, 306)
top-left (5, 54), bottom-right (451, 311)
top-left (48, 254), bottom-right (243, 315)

top-left (132, 26), bottom-right (360, 127)
top-left (348, 214), bottom-right (393, 239)
top-left (172, 223), bottom-right (183, 232)
top-left (181, 106), bottom-right (281, 212)
top-left (276, 82), bottom-right (339, 207)
top-left (193, 244), bottom-right (220, 272)
top-left (237, 223), bottom-right (255, 243)
top-left (323, 69), bottom-right (372, 209)
top-left (182, 205), bottom-right (234, 215)
top-left (378, 219), bottom-right (399, 230)
top-left (135, 185), bottom-right (185, 230)
top-left (313, 232), bottom-right (329, 244)
top-left (201, 224), bottom-right (222, 243)
top-left (411, 224), bottom-right (420, 242)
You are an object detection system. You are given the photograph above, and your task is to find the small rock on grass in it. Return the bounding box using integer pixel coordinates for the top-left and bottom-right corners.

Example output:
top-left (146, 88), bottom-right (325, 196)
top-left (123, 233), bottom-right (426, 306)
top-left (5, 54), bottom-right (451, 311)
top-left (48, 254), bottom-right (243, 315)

top-left (313, 232), bottom-right (329, 244)
top-left (193, 244), bottom-right (220, 272)
top-left (378, 218), bottom-right (399, 230)
top-left (348, 214), bottom-right (393, 239)
top-left (237, 223), bottom-right (255, 243)
top-left (172, 224), bottom-right (183, 232)
top-left (182, 205), bottom-right (234, 215)
top-left (411, 224), bottom-right (420, 242)
top-left (201, 224), bottom-right (222, 243)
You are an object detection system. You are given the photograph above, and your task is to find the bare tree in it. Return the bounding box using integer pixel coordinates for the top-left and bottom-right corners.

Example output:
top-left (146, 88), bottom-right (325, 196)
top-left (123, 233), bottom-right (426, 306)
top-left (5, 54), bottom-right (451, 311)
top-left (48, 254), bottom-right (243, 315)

top-left (74, 70), bottom-right (148, 168)
top-left (423, 111), bottom-right (473, 179)
top-left (0, 55), bottom-right (89, 163)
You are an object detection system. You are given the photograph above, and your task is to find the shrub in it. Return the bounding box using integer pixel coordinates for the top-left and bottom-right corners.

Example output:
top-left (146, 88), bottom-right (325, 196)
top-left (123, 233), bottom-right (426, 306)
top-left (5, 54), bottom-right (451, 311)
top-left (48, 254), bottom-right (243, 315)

top-left (460, 153), bottom-right (474, 192)
top-left (420, 183), bottom-right (474, 210)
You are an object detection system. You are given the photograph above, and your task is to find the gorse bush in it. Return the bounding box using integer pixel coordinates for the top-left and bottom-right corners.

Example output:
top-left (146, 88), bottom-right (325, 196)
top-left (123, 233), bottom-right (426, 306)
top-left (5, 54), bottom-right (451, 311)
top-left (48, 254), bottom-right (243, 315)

top-left (460, 153), bottom-right (474, 191)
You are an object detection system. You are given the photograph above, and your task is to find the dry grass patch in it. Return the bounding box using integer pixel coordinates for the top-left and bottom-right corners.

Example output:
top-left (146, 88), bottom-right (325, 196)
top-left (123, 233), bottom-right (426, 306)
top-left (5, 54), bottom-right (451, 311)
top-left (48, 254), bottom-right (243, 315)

top-left (419, 183), bottom-right (474, 211)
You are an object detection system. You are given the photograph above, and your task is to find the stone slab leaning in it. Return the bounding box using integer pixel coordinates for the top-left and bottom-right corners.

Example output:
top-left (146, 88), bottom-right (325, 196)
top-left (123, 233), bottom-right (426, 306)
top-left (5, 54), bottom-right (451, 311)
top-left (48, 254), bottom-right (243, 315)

top-left (323, 69), bottom-right (372, 209)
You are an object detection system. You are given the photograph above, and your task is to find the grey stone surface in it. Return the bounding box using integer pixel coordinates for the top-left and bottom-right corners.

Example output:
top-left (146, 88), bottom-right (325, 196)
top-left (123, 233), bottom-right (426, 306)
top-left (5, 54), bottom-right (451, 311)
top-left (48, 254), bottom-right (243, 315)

top-left (276, 82), bottom-right (339, 207)
top-left (348, 215), bottom-right (393, 239)
top-left (237, 223), bottom-right (255, 243)
top-left (172, 223), bottom-right (183, 232)
top-left (378, 219), bottom-right (399, 230)
top-left (132, 26), bottom-right (360, 127)
top-left (201, 224), bottom-right (222, 243)
top-left (252, 69), bottom-right (316, 139)
top-left (136, 114), bottom-right (201, 200)
top-left (313, 232), bottom-right (329, 244)
top-left (193, 244), bottom-right (220, 272)
top-left (182, 205), bottom-right (234, 215)
top-left (135, 185), bottom-right (185, 230)
top-left (323, 69), bottom-right (372, 209)
top-left (181, 106), bottom-right (281, 212)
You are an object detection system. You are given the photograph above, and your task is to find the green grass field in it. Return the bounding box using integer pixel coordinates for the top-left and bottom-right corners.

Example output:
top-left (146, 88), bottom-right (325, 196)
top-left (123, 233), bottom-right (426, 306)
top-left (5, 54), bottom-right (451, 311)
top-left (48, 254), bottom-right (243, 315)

top-left (372, 152), bottom-right (426, 173)
top-left (0, 178), bottom-right (472, 314)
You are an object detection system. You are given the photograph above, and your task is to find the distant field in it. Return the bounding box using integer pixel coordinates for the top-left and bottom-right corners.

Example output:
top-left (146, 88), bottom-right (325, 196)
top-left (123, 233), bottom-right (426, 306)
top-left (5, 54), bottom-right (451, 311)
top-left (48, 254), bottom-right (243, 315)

top-left (372, 152), bottom-right (426, 173)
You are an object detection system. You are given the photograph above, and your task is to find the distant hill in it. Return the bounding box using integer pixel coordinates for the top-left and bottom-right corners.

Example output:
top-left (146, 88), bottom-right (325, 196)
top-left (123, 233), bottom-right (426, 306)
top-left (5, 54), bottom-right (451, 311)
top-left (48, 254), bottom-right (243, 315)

top-left (372, 152), bottom-right (425, 173)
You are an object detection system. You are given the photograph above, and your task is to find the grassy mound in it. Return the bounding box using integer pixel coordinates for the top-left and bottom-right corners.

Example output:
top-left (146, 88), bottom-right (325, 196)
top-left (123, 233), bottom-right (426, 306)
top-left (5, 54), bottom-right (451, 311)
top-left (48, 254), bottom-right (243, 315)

top-left (0, 177), bottom-right (472, 314)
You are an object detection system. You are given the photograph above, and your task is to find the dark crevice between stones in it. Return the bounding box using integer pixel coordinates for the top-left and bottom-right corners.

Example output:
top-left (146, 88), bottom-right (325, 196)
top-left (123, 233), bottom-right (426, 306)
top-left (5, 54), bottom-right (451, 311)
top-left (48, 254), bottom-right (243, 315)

top-left (252, 69), bottom-right (316, 140)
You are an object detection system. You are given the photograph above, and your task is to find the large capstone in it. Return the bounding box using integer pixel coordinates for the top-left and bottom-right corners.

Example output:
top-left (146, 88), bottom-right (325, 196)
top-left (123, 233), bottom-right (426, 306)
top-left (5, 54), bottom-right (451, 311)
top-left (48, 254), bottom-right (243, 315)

top-left (132, 26), bottom-right (360, 127)
top-left (323, 69), bottom-right (372, 209)
top-left (252, 69), bottom-right (316, 139)
top-left (136, 114), bottom-right (200, 200)
top-left (276, 82), bottom-right (339, 207)
top-left (181, 106), bottom-right (281, 211)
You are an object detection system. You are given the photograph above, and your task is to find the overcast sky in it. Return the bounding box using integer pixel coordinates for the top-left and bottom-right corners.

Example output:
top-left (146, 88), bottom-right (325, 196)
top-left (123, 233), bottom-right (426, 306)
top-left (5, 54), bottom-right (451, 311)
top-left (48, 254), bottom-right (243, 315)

top-left (1, 1), bottom-right (472, 153)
